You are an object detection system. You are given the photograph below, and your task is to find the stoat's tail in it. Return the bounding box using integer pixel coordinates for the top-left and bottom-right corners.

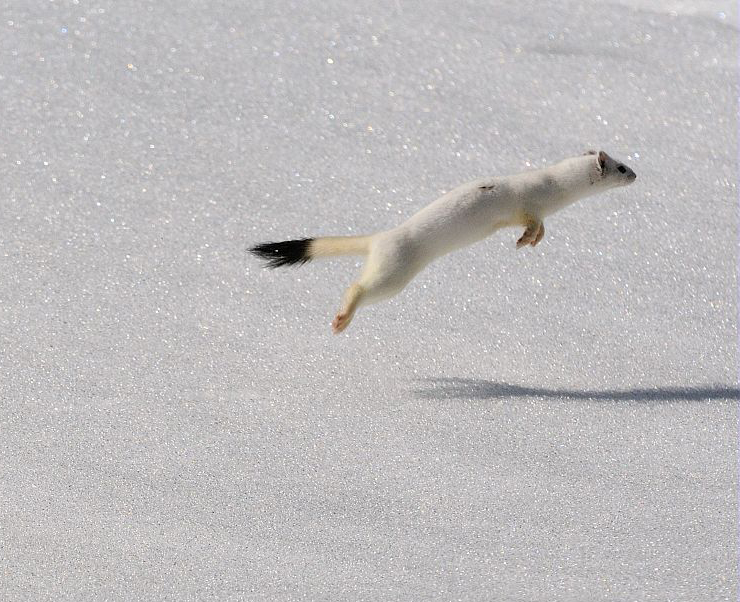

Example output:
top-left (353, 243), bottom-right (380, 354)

top-left (250, 235), bottom-right (371, 268)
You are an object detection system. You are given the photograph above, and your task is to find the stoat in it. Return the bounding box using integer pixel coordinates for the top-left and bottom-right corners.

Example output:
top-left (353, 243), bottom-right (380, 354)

top-left (251, 150), bottom-right (637, 333)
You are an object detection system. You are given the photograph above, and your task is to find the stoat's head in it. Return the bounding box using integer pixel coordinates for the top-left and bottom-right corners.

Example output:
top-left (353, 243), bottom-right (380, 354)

top-left (585, 150), bottom-right (637, 187)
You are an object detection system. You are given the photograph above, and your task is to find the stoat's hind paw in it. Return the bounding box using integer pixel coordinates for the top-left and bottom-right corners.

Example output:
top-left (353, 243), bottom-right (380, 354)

top-left (332, 282), bottom-right (364, 334)
top-left (332, 311), bottom-right (353, 334)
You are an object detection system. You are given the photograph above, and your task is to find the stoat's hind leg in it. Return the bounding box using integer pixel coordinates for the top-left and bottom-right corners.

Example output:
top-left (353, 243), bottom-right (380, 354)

top-left (332, 282), bottom-right (364, 334)
top-left (517, 217), bottom-right (545, 248)
top-left (332, 235), bottom-right (418, 333)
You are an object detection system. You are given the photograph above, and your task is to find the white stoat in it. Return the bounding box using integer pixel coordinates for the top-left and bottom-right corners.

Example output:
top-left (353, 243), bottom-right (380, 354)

top-left (251, 150), bottom-right (637, 333)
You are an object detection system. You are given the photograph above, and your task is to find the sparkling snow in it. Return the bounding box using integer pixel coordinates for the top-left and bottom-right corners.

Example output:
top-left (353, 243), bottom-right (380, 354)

top-left (0, 0), bottom-right (737, 600)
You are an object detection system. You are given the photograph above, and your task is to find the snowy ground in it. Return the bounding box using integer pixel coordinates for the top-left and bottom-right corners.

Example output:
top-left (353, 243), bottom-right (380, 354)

top-left (1, 1), bottom-right (737, 600)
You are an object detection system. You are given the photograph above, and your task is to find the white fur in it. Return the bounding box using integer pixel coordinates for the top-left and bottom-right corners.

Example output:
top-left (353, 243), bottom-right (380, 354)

top-left (301, 151), bottom-right (635, 332)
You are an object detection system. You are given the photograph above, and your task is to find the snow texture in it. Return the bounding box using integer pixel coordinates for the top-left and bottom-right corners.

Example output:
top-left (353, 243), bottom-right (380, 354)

top-left (0, 0), bottom-right (737, 600)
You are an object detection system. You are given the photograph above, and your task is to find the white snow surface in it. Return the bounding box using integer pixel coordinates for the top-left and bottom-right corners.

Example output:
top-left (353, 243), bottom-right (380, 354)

top-left (0, 0), bottom-right (737, 600)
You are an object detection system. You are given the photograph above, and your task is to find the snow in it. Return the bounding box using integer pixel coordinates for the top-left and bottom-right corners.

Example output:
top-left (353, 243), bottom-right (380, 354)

top-left (0, 0), bottom-right (737, 600)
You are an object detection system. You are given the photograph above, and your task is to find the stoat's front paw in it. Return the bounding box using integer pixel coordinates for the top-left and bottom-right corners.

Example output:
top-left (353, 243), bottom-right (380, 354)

top-left (532, 222), bottom-right (545, 246)
top-left (517, 222), bottom-right (545, 249)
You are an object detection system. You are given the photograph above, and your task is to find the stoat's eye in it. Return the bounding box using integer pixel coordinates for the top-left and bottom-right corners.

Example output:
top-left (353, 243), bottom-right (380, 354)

top-left (617, 165), bottom-right (627, 173)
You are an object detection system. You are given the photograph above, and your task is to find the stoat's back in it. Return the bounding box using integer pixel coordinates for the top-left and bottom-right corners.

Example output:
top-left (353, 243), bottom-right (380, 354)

top-left (398, 178), bottom-right (517, 258)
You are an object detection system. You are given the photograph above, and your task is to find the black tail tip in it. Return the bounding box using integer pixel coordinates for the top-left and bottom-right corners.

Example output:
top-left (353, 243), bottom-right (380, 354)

top-left (249, 238), bottom-right (313, 268)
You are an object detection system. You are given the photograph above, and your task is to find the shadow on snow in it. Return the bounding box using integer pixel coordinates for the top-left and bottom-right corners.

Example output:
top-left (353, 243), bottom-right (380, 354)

top-left (415, 377), bottom-right (740, 403)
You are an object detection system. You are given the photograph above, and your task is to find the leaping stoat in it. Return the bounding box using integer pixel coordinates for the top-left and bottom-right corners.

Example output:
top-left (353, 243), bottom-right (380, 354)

top-left (251, 150), bottom-right (637, 333)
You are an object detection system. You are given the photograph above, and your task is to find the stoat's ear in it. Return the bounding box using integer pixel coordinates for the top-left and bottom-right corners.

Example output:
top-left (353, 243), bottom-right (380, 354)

top-left (598, 150), bottom-right (608, 170)
top-left (583, 149), bottom-right (597, 155)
